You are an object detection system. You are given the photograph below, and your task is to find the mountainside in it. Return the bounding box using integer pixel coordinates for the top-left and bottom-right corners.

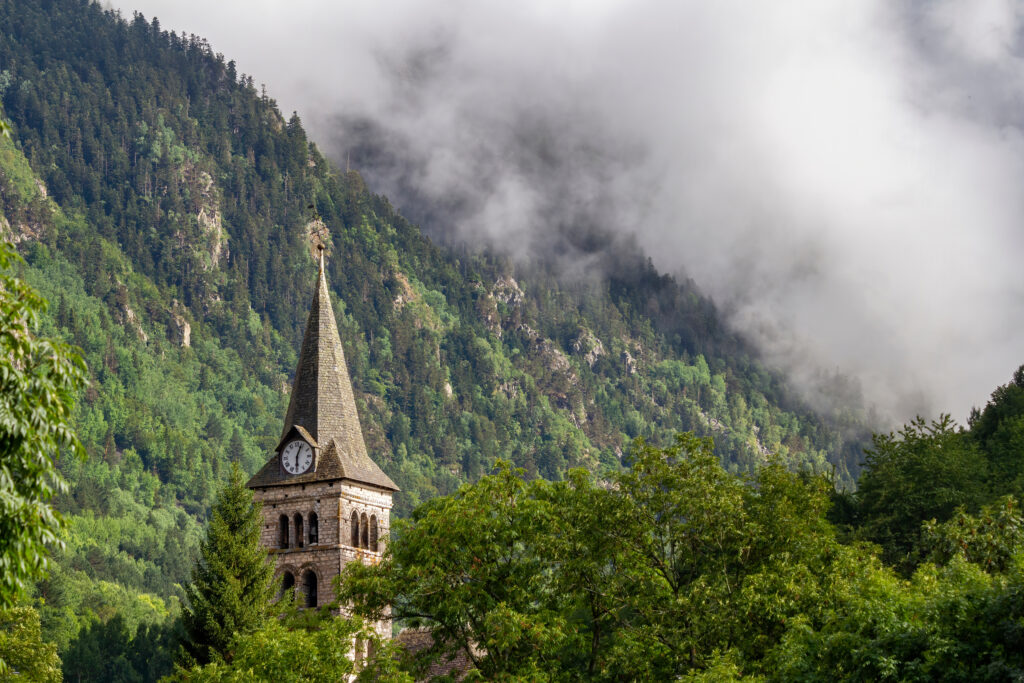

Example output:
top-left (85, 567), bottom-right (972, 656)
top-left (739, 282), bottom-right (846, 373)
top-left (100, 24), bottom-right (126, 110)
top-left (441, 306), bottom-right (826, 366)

top-left (0, 0), bottom-right (869, 672)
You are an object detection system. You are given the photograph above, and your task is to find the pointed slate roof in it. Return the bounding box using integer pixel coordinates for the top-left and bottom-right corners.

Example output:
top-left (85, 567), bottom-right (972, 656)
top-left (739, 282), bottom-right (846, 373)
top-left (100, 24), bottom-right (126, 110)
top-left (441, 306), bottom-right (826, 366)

top-left (248, 251), bottom-right (398, 492)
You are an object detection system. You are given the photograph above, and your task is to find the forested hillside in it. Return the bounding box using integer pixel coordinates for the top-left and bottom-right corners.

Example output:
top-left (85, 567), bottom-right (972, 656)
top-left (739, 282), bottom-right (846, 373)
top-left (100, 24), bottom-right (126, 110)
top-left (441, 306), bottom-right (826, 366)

top-left (1, 0), bottom-right (870, 677)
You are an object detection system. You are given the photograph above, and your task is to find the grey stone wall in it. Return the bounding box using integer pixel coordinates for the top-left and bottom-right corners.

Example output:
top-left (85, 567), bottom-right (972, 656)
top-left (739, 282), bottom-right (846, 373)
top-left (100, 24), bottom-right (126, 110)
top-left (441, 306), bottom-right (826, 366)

top-left (253, 479), bottom-right (391, 619)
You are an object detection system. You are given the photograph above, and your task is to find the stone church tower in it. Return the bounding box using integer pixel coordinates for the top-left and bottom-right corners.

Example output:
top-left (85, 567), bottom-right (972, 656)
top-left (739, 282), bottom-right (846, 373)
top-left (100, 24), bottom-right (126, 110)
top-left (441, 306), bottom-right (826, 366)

top-left (247, 249), bottom-right (398, 636)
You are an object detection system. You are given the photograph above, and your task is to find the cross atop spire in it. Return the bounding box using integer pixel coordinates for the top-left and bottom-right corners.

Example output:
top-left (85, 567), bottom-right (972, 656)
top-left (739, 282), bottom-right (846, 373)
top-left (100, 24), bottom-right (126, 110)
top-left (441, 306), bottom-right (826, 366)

top-left (308, 216), bottom-right (330, 262)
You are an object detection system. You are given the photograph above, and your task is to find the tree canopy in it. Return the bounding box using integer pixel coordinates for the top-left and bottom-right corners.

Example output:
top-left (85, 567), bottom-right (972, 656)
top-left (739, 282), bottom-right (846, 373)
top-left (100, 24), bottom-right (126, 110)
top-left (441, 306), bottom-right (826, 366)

top-left (855, 415), bottom-right (989, 569)
top-left (341, 436), bottom-right (864, 680)
top-left (337, 422), bottom-right (1024, 680)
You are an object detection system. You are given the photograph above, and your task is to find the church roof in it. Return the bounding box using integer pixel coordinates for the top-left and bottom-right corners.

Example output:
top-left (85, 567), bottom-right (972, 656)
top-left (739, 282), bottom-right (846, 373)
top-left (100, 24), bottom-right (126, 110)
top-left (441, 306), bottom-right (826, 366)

top-left (395, 628), bottom-right (478, 680)
top-left (247, 252), bottom-right (398, 492)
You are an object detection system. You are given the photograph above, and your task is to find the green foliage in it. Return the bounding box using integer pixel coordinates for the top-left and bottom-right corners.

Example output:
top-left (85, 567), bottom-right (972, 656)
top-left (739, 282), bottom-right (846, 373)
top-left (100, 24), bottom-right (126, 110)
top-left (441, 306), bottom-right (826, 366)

top-left (170, 613), bottom-right (409, 683)
top-left (336, 424), bottom-right (1024, 680)
top-left (180, 464), bottom-right (274, 666)
top-left (0, 241), bottom-right (86, 605)
top-left (855, 415), bottom-right (988, 569)
top-left (341, 435), bottom-right (846, 680)
top-left (608, 436), bottom-right (839, 677)
top-left (37, 561), bottom-right (175, 650)
top-left (803, 366), bottom-right (1024, 680)
top-left (970, 365), bottom-right (1024, 494)
top-left (772, 552), bottom-right (1024, 682)
top-left (0, 607), bottom-right (61, 681)
top-left (339, 461), bottom-right (567, 679)
top-left (848, 367), bottom-right (1024, 572)
top-left (62, 612), bottom-right (180, 683)
top-left (922, 496), bottom-right (1024, 573)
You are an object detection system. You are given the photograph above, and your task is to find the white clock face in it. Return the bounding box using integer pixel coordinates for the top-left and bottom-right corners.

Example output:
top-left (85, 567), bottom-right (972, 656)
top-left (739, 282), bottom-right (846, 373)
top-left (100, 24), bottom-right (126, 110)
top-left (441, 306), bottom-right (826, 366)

top-left (281, 439), bottom-right (313, 475)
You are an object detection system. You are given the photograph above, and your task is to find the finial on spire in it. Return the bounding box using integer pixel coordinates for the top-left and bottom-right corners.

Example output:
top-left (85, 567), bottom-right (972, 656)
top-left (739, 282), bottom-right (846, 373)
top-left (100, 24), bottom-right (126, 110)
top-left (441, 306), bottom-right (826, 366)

top-left (307, 213), bottom-right (330, 266)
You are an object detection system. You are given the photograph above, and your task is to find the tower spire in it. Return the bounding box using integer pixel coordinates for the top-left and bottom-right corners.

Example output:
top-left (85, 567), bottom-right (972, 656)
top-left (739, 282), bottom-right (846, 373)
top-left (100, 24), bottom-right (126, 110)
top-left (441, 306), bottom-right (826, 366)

top-left (248, 243), bottom-right (397, 491)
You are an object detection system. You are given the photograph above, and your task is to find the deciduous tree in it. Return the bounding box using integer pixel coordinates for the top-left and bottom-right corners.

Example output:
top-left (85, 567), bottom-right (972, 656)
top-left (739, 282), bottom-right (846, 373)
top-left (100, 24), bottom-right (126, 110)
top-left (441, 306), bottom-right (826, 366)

top-left (341, 435), bottom-right (846, 680)
top-left (856, 415), bottom-right (989, 569)
top-left (0, 606), bottom-right (62, 681)
top-left (0, 241), bottom-right (86, 605)
top-left (340, 460), bottom-right (567, 680)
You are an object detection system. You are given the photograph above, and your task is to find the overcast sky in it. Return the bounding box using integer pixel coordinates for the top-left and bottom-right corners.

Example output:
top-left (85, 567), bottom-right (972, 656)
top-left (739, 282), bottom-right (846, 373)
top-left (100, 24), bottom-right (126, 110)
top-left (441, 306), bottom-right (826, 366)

top-left (113, 0), bottom-right (1024, 425)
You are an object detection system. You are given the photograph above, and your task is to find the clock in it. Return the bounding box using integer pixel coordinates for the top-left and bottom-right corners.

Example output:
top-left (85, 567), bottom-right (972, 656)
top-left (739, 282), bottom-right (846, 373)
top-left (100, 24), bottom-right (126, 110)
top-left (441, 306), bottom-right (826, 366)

top-left (281, 439), bottom-right (314, 475)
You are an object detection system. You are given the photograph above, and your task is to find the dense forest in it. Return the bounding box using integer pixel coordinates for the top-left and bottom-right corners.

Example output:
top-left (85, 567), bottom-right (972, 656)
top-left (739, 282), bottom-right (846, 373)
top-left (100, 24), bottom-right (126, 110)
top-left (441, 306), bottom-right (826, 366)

top-left (4, 0), bottom-right (1016, 680)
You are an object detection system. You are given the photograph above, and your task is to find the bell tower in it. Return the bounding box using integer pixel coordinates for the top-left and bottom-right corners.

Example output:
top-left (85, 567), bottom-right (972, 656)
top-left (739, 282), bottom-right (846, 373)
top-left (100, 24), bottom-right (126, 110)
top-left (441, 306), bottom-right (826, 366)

top-left (247, 246), bottom-right (398, 632)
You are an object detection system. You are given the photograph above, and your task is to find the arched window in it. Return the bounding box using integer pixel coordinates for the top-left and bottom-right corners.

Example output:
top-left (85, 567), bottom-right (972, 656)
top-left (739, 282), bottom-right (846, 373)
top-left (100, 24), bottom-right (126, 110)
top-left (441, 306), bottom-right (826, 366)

top-left (369, 515), bottom-right (379, 552)
top-left (294, 513), bottom-right (304, 548)
top-left (351, 511), bottom-right (360, 547)
top-left (280, 571), bottom-right (295, 599)
top-left (308, 512), bottom-right (319, 545)
top-left (302, 569), bottom-right (317, 608)
top-left (367, 639), bottom-right (376, 663)
top-left (360, 513), bottom-right (369, 549)
top-left (278, 514), bottom-right (289, 549)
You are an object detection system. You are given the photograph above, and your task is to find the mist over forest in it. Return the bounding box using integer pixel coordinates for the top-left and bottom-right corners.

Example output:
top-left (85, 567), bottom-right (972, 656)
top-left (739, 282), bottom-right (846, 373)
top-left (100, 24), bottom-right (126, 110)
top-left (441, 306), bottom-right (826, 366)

top-left (113, 0), bottom-right (1024, 425)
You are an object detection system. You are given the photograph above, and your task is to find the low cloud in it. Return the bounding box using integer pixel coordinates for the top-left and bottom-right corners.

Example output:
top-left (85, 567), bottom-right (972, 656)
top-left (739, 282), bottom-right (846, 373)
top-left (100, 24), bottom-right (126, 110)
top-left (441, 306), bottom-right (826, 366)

top-left (116, 0), bottom-right (1024, 423)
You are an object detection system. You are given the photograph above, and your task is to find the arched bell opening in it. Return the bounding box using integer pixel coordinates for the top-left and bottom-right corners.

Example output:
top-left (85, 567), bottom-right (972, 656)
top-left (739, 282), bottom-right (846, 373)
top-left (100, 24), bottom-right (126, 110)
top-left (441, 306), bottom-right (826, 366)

top-left (308, 511), bottom-right (319, 545)
top-left (301, 569), bottom-right (318, 608)
top-left (280, 571), bottom-right (296, 600)
top-left (369, 515), bottom-right (379, 552)
top-left (278, 514), bottom-right (289, 549)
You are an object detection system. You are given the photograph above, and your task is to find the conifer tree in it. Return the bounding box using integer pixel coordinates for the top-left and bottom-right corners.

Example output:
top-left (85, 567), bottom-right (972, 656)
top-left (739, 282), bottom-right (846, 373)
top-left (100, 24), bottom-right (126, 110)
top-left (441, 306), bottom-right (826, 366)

top-left (180, 462), bottom-right (275, 665)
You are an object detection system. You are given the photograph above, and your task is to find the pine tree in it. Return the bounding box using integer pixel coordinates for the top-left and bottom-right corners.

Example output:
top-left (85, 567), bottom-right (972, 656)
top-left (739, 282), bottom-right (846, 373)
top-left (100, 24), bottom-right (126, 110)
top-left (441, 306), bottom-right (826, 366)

top-left (180, 462), bottom-right (275, 665)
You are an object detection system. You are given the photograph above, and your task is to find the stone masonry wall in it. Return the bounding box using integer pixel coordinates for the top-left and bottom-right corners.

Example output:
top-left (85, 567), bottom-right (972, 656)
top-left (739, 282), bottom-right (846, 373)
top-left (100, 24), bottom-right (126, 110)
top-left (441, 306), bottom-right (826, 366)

top-left (252, 477), bottom-right (391, 626)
